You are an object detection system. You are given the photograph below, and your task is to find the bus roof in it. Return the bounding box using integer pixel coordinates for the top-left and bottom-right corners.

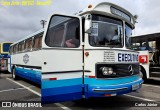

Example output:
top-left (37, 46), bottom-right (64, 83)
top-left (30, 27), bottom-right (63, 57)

top-left (78, 2), bottom-right (135, 28)
top-left (11, 29), bottom-right (44, 46)
top-left (132, 32), bottom-right (160, 43)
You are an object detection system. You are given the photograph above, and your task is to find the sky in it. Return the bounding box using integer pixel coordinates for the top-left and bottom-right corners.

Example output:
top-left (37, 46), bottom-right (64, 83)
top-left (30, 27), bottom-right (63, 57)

top-left (0, 0), bottom-right (160, 42)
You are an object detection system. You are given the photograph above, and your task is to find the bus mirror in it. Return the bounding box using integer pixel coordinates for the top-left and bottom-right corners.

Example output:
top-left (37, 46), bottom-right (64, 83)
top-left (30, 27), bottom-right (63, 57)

top-left (85, 14), bottom-right (92, 33)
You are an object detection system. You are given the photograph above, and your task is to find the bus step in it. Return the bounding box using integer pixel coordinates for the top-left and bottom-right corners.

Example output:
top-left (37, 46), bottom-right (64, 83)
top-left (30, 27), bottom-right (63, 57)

top-left (150, 67), bottom-right (160, 73)
top-left (150, 72), bottom-right (160, 77)
top-left (149, 77), bottom-right (160, 80)
top-left (150, 66), bottom-right (160, 69)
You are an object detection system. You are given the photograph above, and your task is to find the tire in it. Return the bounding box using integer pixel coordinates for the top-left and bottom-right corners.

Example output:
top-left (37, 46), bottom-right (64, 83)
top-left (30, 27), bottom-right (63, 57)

top-left (140, 66), bottom-right (147, 83)
top-left (12, 67), bottom-right (19, 80)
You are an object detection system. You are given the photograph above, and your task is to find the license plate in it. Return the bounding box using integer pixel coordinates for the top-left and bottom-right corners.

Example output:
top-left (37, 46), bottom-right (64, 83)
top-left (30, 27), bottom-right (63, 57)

top-left (132, 84), bottom-right (139, 91)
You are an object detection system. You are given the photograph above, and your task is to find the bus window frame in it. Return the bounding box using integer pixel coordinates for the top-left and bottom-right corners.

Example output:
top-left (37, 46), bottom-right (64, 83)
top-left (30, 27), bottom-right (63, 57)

top-left (32, 34), bottom-right (43, 51)
top-left (24, 38), bottom-right (33, 52)
top-left (45, 14), bottom-right (81, 48)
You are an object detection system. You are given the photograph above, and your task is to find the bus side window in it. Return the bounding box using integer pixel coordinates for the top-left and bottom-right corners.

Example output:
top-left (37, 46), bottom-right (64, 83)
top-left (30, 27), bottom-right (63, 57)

top-left (18, 43), bottom-right (22, 52)
top-left (25, 38), bottom-right (32, 51)
top-left (21, 41), bottom-right (25, 52)
top-left (32, 34), bottom-right (42, 50)
top-left (10, 46), bottom-right (13, 54)
top-left (45, 16), bottom-right (70, 47)
top-left (64, 19), bottom-right (80, 48)
top-left (14, 44), bottom-right (18, 54)
top-left (38, 36), bottom-right (42, 49)
top-left (33, 37), bottom-right (39, 50)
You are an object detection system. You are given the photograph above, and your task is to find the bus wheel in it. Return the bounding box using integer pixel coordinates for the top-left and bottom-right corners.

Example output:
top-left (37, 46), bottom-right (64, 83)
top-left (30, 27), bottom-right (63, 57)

top-left (12, 68), bottom-right (18, 80)
top-left (140, 67), bottom-right (147, 83)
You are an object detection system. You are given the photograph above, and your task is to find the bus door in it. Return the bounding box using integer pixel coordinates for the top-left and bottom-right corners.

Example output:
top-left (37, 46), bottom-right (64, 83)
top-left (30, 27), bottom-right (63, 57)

top-left (41, 14), bottom-right (83, 103)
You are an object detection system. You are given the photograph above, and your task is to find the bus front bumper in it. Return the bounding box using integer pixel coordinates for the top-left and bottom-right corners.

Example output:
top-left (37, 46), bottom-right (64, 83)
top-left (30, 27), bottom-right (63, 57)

top-left (85, 78), bottom-right (143, 98)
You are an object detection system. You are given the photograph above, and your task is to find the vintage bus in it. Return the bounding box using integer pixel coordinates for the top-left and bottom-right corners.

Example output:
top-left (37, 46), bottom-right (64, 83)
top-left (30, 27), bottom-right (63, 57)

top-left (132, 32), bottom-right (160, 81)
top-left (0, 42), bottom-right (12, 71)
top-left (9, 2), bottom-right (143, 104)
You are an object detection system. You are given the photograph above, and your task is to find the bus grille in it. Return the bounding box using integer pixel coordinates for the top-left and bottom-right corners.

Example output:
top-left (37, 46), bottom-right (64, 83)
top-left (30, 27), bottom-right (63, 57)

top-left (96, 63), bottom-right (139, 78)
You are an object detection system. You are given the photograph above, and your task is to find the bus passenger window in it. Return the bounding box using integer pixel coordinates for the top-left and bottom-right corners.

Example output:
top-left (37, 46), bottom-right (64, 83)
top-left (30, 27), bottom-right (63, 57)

top-left (45, 16), bottom-right (80, 48)
top-left (25, 39), bottom-right (32, 51)
top-left (38, 36), bottom-right (42, 48)
top-left (33, 37), bottom-right (39, 50)
top-left (15, 44), bottom-right (18, 53)
top-left (21, 42), bottom-right (25, 51)
top-left (64, 19), bottom-right (80, 48)
top-left (33, 35), bottom-right (42, 50)
top-left (10, 46), bottom-right (13, 54)
top-left (18, 44), bottom-right (21, 52)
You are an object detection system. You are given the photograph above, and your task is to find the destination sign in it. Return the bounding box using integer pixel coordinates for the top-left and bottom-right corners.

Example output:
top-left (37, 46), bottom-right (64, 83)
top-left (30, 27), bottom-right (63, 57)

top-left (110, 7), bottom-right (131, 22)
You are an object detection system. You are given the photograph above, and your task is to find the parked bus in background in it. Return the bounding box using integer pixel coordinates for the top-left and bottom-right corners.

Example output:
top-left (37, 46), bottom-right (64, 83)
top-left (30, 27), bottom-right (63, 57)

top-left (9, 2), bottom-right (143, 104)
top-left (132, 33), bottom-right (160, 81)
top-left (0, 42), bottom-right (12, 71)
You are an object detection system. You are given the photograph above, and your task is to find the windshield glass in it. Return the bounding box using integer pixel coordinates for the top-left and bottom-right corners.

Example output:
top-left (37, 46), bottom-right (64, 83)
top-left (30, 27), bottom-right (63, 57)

top-left (89, 15), bottom-right (123, 47)
top-left (125, 24), bottom-right (132, 49)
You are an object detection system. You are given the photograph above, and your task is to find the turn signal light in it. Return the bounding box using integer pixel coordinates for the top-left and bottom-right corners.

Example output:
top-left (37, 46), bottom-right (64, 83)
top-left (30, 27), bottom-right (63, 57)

top-left (139, 55), bottom-right (148, 63)
top-left (88, 4), bottom-right (93, 8)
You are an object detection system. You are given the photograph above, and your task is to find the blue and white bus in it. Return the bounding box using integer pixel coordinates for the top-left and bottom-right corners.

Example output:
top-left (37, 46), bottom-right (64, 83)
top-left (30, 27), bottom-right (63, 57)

top-left (0, 42), bottom-right (12, 71)
top-left (9, 2), bottom-right (143, 104)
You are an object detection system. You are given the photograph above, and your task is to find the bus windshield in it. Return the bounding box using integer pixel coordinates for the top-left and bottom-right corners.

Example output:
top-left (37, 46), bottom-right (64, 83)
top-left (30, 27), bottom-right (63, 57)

top-left (89, 15), bottom-right (123, 48)
top-left (3, 43), bottom-right (12, 52)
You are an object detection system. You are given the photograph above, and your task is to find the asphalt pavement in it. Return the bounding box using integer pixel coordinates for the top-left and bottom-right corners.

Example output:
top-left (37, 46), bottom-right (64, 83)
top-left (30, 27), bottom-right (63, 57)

top-left (0, 72), bottom-right (159, 110)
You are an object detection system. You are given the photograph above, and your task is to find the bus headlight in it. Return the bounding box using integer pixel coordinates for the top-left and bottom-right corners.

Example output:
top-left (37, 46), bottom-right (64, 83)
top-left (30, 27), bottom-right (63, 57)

top-left (101, 67), bottom-right (113, 75)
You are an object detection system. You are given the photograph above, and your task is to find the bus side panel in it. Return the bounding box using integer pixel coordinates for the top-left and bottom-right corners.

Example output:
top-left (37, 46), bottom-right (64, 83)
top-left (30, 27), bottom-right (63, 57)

top-left (15, 67), bottom-right (41, 84)
top-left (11, 51), bottom-right (42, 84)
top-left (42, 77), bottom-right (82, 104)
top-left (41, 49), bottom-right (83, 103)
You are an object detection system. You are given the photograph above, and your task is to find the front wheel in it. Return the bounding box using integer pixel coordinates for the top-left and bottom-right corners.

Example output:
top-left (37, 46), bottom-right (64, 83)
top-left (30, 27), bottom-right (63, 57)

top-left (140, 66), bottom-right (147, 83)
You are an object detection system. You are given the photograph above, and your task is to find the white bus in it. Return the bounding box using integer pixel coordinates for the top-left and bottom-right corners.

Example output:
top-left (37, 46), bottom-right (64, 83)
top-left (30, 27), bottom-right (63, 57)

top-left (132, 33), bottom-right (160, 81)
top-left (9, 2), bottom-right (143, 104)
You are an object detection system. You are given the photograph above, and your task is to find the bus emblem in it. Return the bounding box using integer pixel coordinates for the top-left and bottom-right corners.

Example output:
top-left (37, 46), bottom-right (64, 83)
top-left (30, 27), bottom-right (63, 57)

top-left (23, 54), bottom-right (29, 64)
top-left (128, 65), bottom-right (134, 75)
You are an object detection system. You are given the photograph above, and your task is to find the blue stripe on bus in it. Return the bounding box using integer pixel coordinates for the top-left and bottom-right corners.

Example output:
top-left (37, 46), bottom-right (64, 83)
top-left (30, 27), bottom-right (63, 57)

top-left (15, 67), bottom-right (41, 84)
top-left (42, 92), bottom-right (82, 104)
top-left (84, 75), bottom-right (139, 85)
top-left (42, 84), bottom-right (82, 97)
top-left (42, 78), bottom-right (82, 89)
top-left (41, 78), bottom-right (82, 103)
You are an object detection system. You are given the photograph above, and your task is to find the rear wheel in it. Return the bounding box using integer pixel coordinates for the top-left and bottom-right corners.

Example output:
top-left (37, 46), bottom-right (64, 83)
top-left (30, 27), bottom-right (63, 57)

top-left (12, 67), bottom-right (19, 80)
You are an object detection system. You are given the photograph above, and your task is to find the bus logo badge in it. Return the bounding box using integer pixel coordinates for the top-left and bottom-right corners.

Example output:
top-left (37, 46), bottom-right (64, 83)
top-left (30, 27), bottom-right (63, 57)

top-left (23, 54), bottom-right (29, 64)
top-left (128, 65), bottom-right (134, 75)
